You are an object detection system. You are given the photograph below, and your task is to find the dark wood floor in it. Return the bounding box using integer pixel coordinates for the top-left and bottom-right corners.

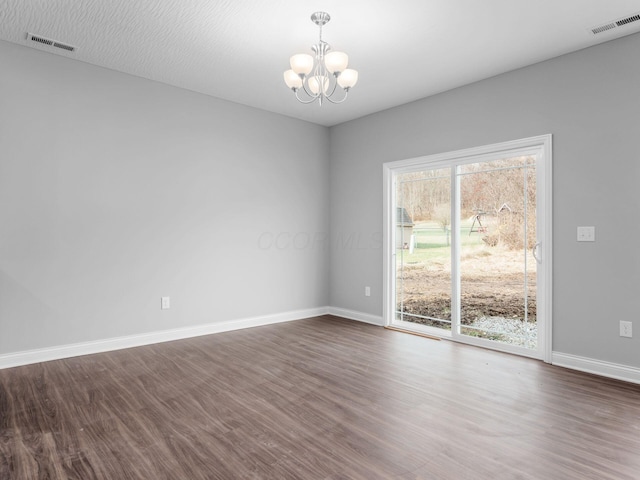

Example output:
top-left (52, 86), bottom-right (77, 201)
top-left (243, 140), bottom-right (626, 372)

top-left (2, 316), bottom-right (640, 479)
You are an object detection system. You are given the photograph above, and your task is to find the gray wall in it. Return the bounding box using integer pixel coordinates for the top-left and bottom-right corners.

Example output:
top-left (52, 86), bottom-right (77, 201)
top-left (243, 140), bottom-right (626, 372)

top-left (0, 40), bottom-right (330, 354)
top-left (3, 31), bottom-right (639, 369)
top-left (329, 32), bottom-right (640, 367)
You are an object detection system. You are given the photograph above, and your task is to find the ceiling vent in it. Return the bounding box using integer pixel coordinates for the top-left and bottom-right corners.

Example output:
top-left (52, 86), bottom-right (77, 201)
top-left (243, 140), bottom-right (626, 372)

top-left (26, 33), bottom-right (76, 52)
top-left (616, 14), bottom-right (640, 27)
top-left (591, 13), bottom-right (640, 35)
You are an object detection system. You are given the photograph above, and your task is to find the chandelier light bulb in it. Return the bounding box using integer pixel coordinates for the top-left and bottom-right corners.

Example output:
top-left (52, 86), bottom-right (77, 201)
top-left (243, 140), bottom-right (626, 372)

top-left (283, 70), bottom-right (303, 90)
top-left (337, 69), bottom-right (359, 89)
top-left (290, 54), bottom-right (314, 76)
top-left (308, 76), bottom-right (329, 95)
top-left (324, 51), bottom-right (349, 74)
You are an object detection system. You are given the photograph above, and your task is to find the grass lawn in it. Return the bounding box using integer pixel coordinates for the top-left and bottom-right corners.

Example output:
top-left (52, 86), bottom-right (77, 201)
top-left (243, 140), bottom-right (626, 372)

top-left (398, 220), bottom-right (485, 265)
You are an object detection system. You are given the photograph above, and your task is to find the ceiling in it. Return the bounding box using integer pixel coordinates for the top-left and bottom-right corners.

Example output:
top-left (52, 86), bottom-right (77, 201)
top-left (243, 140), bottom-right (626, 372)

top-left (1, 0), bottom-right (639, 126)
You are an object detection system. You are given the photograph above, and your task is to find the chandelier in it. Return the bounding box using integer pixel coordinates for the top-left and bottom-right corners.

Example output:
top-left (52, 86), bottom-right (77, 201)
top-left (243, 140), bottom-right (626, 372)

top-left (283, 12), bottom-right (358, 105)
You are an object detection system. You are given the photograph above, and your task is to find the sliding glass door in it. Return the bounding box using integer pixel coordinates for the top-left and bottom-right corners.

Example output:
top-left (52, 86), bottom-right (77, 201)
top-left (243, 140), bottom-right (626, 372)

top-left (385, 136), bottom-right (551, 360)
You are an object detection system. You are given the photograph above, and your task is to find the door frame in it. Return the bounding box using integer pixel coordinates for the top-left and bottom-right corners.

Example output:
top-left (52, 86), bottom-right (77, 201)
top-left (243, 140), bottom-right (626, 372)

top-left (382, 135), bottom-right (553, 363)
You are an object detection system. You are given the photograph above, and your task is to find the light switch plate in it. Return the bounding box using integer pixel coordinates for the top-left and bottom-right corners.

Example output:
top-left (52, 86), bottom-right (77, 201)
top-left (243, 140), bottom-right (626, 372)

top-left (577, 226), bottom-right (595, 242)
top-left (161, 296), bottom-right (170, 309)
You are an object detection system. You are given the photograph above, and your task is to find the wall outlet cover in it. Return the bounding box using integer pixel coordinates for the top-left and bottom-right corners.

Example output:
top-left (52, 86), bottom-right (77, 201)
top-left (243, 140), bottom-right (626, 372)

top-left (577, 226), bottom-right (595, 242)
top-left (620, 320), bottom-right (632, 338)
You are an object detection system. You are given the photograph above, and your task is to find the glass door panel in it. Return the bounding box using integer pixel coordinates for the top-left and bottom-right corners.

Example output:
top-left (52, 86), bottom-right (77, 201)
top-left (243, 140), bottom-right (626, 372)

top-left (457, 157), bottom-right (537, 350)
top-left (395, 169), bottom-right (452, 333)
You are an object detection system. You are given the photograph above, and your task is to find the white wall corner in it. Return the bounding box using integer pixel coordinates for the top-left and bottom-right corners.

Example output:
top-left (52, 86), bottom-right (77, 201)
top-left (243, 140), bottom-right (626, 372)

top-left (0, 307), bottom-right (330, 370)
top-left (327, 307), bottom-right (385, 326)
top-left (552, 352), bottom-right (640, 385)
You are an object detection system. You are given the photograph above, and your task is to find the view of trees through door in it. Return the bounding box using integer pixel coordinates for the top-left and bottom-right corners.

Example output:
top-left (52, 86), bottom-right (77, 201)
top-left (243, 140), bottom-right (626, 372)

top-left (395, 156), bottom-right (538, 350)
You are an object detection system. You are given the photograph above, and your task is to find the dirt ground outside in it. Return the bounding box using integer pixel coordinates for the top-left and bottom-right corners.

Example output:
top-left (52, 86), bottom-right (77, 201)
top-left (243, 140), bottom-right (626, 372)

top-left (397, 246), bottom-right (536, 344)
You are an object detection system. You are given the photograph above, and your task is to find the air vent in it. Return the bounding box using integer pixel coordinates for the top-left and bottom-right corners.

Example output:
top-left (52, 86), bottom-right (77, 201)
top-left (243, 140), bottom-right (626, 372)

top-left (591, 23), bottom-right (616, 35)
top-left (26, 33), bottom-right (76, 52)
top-left (591, 12), bottom-right (640, 35)
top-left (53, 42), bottom-right (75, 52)
top-left (616, 14), bottom-right (640, 27)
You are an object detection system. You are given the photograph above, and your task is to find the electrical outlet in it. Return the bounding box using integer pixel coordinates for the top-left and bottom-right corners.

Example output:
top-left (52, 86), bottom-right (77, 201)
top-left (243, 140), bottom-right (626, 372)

top-left (161, 296), bottom-right (170, 310)
top-left (365, 286), bottom-right (371, 297)
top-left (620, 321), bottom-right (632, 338)
top-left (577, 226), bottom-right (595, 242)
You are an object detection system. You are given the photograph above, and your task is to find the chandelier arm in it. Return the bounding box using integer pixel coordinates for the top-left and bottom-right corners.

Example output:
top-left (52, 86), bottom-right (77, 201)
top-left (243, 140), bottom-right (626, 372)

top-left (325, 75), bottom-right (339, 99)
top-left (324, 89), bottom-right (349, 104)
top-left (299, 79), bottom-right (319, 99)
top-left (294, 89), bottom-right (321, 104)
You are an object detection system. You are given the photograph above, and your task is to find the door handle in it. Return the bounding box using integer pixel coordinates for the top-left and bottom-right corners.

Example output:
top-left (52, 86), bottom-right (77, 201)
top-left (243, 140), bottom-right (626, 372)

top-left (532, 242), bottom-right (541, 264)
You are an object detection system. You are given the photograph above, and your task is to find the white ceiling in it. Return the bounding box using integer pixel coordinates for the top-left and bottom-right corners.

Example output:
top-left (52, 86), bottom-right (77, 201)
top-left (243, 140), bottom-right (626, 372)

top-left (1, 0), bottom-right (639, 126)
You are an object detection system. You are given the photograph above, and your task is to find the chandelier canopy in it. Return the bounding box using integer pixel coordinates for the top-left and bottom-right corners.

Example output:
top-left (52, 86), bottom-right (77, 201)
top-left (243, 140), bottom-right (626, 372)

top-left (283, 12), bottom-right (358, 105)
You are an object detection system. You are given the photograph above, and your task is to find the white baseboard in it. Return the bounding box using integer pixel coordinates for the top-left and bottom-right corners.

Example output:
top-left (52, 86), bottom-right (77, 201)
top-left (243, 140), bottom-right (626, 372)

top-left (552, 352), bottom-right (640, 385)
top-left (328, 312), bottom-right (640, 386)
top-left (0, 307), bottom-right (329, 370)
top-left (327, 307), bottom-right (384, 326)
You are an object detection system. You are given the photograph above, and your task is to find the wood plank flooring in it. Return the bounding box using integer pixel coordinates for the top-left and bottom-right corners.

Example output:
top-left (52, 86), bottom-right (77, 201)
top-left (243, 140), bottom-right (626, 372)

top-left (1, 315), bottom-right (640, 479)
